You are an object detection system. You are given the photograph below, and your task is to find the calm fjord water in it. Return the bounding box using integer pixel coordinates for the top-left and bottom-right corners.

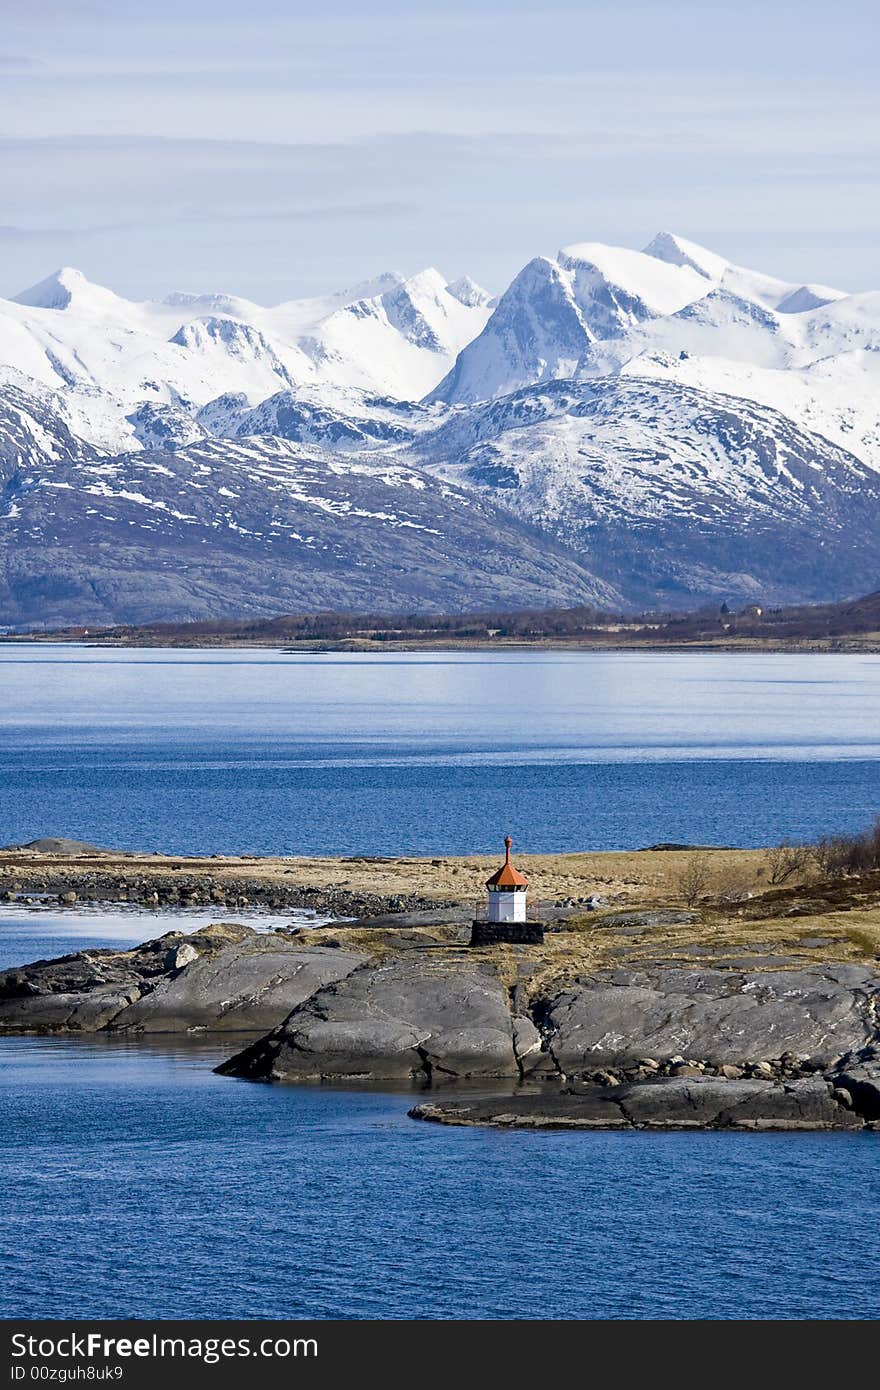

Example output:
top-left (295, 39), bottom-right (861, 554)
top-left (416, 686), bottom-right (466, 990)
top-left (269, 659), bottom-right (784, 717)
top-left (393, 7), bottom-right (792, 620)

top-left (2, 1035), bottom-right (878, 1322)
top-left (2, 645), bottom-right (879, 1321)
top-left (1, 645), bottom-right (879, 854)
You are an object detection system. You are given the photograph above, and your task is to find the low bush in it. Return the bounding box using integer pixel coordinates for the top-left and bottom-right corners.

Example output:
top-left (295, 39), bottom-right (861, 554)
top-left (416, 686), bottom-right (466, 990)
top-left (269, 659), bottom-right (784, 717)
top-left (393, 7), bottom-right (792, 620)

top-left (812, 818), bottom-right (880, 878)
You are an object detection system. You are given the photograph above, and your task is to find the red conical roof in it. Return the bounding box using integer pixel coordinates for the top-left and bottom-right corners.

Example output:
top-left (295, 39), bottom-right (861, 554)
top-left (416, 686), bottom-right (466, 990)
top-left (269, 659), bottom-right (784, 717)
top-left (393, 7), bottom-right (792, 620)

top-left (486, 836), bottom-right (528, 889)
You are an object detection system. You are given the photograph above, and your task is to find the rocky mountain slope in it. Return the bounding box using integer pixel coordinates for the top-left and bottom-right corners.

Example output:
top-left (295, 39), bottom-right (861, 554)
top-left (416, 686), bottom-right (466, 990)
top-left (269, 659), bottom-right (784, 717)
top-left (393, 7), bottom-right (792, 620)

top-left (414, 376), bottom-right (880, 606)
top-left (0, 405), bottom-right (616, 626)
top-left (2, 231), bottom-right (880, 623)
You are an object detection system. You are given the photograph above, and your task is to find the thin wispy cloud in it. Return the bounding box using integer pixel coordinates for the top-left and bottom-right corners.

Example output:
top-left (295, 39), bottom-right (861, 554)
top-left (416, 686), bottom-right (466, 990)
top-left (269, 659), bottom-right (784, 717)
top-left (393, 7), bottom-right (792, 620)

top-left (1, 1), bottom-right (877, 298)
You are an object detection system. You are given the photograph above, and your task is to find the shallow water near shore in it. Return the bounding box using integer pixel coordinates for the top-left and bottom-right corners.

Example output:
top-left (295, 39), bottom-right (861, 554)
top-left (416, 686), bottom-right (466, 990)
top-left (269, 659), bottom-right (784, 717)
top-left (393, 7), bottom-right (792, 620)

top-left (0, 903), bottom-right (333, 973)
top-left (1, 1035), bottom-right (878, 1321)
top-left (1, 645), bottom-right (880, 854)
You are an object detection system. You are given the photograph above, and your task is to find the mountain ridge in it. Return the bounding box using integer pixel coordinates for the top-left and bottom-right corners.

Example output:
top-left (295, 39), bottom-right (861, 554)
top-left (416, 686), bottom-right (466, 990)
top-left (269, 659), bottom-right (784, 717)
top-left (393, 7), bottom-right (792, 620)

top-left (2, 231), bottom-right (880, 626)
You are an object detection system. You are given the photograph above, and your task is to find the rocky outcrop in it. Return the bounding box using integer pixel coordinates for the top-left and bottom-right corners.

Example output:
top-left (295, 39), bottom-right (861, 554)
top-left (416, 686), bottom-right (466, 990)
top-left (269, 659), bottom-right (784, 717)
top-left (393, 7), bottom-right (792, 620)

top-left (217, 956), bottom-right (522, 1081)
top-left (218, 956), bottom-right (880, 1084)
top-left (3, 918), bottom-right (879, 1132)
top-left (0, 924), bottom-right (365, 1034)
top-left (410, 1076), bottom-right (867, 1131)
top-left (108, 936), bottom-right (366, 1033)
top-left (216, 950), bottom-right (878, 1089)
top-left (540, 964), bottom-right (878, 1071)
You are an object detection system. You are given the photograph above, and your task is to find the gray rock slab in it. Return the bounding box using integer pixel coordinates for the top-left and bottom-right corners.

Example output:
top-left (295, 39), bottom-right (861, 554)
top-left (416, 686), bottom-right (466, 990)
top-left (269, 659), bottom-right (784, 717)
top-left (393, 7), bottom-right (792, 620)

top-left (410, 1090), bottom-right (630, 1129)
top-left (219, 956), bottom-right (519, 1081)
top-left (542, 964), bottom-right (880, 1070)
top-left (613, 1077), bottom-right (860, 1129)
top-left (0, 985), bottom-right (141, 1033)
top-left (111, 938), bottom-right (367, 1032)
top-left (409, 1077), bottom-right (863, 1130)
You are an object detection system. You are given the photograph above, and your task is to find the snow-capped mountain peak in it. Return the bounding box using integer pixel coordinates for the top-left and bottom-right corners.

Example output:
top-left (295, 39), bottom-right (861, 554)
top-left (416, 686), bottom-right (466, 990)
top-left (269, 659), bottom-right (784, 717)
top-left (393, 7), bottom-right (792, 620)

top-left (447, 275), bottom-right (493, 309)
top-left (775, 283), bottom-right (847, 314)
top-left (430, 240), bottom-right (711, 404)
top-left (12, 266), bottom-right (129, 315)
top-left (558, 240), bottom-right (710, 317)
top-left (299, 266), bottom-right (492, 400)
top-left (642, 231), bottom-right (729, 282)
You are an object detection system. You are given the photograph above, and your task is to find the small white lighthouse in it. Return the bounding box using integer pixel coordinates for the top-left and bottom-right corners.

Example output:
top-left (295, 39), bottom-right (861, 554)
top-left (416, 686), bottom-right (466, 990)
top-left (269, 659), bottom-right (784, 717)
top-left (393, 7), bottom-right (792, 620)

top-left (485, 835), bottom-right (528, 922)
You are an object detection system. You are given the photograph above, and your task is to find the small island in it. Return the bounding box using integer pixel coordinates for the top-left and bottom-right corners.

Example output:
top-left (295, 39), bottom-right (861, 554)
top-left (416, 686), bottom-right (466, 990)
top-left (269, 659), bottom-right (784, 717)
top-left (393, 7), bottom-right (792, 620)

top-left (1, 834), bottom-right (878, 1131)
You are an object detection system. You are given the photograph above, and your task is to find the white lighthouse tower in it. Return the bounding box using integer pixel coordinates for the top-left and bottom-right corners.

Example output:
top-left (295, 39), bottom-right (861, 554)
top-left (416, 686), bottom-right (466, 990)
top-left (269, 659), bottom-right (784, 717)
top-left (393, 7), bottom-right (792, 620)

top-left (485, 836), bottom-right (528, 922)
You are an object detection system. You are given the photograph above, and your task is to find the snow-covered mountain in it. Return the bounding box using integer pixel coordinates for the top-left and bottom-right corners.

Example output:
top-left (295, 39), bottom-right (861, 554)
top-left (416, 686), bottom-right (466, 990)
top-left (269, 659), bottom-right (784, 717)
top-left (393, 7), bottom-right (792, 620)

top-left (0, 424), bottom-right (616, 628)
top-left (413, 376), bottom-right (880, 607)
top-left (0, 263), bottom-right (491, 456)
top-left (430, 241), bottom-right (710, 403)
top-left (3, 232), bottom-right (880, 625)
top-left (428, 233), bottom-right (880, 479)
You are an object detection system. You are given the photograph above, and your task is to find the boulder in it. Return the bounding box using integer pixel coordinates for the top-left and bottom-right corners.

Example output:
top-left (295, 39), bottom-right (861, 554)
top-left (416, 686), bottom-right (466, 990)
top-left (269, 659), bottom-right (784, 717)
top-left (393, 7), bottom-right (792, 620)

top-left (164, 941), bottom-right (199, 971)
top-left (218, 956), bottom-right (520, 1081)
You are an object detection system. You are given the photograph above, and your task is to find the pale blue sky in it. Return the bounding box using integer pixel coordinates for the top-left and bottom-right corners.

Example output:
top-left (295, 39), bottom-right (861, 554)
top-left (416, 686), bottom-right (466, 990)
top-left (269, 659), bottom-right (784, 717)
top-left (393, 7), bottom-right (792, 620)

top-left (1, 0), bottom-right (878, 301)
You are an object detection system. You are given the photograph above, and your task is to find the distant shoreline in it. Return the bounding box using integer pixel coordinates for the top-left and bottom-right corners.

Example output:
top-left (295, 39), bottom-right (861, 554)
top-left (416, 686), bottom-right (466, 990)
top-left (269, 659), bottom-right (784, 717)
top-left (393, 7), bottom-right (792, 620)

top-left (4, 634), bottom-right (880, 654)
top-left (5, 589), bottom-right (880, 655)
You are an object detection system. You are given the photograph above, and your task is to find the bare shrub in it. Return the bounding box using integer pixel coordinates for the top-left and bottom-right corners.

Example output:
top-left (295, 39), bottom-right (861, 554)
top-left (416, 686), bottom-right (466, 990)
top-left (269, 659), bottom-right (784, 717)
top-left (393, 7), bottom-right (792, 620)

top-left (812, 818), bottom-right (880, 878)
top-left (712, 865), bottom-right (758, 903)
top-left (812, 836), bottom-right (851, 878)
top-left (675, 852), bottom-right (713, 907)
top-left (766, 842), bottom-right (813, 885)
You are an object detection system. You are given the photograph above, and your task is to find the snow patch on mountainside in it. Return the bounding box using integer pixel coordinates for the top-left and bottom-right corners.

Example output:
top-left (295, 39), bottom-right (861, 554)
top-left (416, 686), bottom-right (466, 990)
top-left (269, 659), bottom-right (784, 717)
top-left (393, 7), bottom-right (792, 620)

top-left (0, 431), bottom-right (618, 626)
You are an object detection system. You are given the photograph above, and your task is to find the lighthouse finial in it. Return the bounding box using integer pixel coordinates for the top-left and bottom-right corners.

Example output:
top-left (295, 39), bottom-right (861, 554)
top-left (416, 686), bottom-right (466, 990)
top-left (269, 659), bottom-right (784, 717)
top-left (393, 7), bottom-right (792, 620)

top-left (505, 835), bottom-right (512, 862)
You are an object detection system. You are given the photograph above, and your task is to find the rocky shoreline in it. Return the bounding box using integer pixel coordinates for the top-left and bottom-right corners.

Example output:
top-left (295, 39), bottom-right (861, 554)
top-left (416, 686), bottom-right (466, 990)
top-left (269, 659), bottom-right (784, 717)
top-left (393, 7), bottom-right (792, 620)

top-left (1, 915), bottom-right (878, 1130)
top-left (410, 1064), bottom-right (880, 1131)
top-left (0, 868), bottom-right (441, 919)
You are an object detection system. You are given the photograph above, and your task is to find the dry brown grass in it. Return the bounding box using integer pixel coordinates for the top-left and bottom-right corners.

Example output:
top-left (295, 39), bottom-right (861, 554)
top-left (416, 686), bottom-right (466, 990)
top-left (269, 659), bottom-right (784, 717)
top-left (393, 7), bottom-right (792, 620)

top-left (4, 846), bottom-right (878, 998)
top-left (489, 902), bottom-right (880, 999)
top-left (0, 844), bottom-right (772, 909)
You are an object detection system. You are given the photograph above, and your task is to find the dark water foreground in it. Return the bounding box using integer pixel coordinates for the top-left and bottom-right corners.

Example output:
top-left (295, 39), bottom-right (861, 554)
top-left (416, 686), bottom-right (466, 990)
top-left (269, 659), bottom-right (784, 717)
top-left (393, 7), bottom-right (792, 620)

top-left (1, 1035), bottom-right (878, 1321)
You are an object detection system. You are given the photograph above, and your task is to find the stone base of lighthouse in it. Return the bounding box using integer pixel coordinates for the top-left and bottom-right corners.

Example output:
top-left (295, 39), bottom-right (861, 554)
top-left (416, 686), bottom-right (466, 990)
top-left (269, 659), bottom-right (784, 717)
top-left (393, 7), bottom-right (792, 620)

top-left (470, 920), bottom-right (545, 946)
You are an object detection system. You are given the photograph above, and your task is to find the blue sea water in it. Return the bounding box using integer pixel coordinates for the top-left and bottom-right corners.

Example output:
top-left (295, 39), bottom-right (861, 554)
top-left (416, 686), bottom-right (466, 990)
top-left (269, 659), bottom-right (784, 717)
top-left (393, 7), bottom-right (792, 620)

top-left (2, 645), bottom-right (880, 1321)
top-left (0, 645), bottom-right (879, 854)
top-left (1, 1036), bottom-right (878, 1321)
